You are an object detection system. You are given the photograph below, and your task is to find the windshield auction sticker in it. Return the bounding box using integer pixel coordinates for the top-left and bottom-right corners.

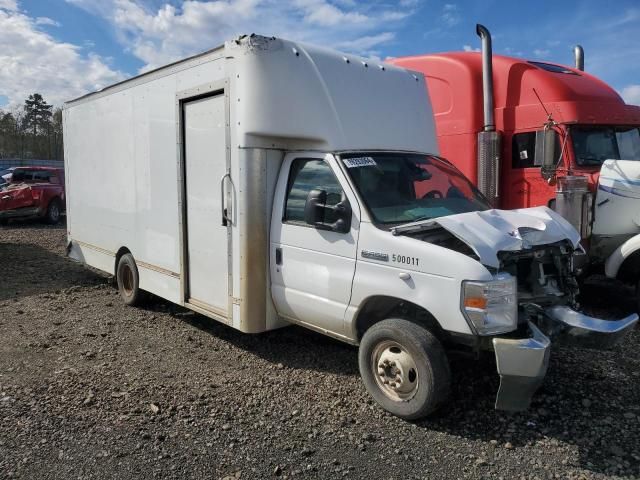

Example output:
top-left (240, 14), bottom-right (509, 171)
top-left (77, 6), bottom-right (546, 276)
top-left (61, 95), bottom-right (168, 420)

top-left (343, 157), bottom-right (377, 168)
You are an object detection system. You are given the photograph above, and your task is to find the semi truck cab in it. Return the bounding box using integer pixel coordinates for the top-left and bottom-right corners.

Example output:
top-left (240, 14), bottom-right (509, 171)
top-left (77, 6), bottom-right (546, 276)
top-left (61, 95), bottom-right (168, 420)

top-left (390, 25), bottom-right (640, 310)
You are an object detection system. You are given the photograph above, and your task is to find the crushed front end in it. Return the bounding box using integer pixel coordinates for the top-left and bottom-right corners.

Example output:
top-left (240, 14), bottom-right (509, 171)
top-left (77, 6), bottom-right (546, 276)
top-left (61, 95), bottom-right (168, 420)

top-left (397, 207), bottom-right (638, 412)
top-left (489, 240), bottom-right (637, 411)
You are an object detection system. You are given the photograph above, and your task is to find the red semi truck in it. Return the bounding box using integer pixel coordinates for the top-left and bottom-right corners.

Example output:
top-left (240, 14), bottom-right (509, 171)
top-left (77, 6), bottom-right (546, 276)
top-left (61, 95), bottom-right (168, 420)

top-left (390, 25), bottom-right (640, 307)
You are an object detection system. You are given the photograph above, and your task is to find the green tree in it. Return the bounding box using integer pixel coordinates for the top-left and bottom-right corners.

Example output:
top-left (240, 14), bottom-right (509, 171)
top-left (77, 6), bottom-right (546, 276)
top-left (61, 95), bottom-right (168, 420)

top-left (0, 111), bottom-right (18, 158)
top-left (0, 94), bottom-right (63, 160)
top-left (24, 93), bottom-right (53, 137)
top-left (52, 108), bottom-right (63, 161)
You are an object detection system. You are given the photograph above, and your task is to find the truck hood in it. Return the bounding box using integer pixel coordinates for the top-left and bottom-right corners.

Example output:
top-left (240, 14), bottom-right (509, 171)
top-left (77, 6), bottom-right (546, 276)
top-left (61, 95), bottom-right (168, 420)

top-left (393, 207), bottom-right (580, 269)
top-left (598, 159), bottom-right (640, 200)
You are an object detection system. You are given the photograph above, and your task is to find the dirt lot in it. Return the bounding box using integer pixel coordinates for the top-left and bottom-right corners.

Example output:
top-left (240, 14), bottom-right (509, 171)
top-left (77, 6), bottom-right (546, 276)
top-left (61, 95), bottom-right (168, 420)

top-left (1, 223), bottom-right (639, 480)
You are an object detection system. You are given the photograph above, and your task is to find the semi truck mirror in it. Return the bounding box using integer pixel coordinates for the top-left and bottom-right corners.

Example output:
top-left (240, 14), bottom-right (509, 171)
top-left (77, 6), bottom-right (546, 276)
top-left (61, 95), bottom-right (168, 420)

top-left (535, 128), bottom-right (558, 180)
top-left (304, 189), bottom-right (327, 226)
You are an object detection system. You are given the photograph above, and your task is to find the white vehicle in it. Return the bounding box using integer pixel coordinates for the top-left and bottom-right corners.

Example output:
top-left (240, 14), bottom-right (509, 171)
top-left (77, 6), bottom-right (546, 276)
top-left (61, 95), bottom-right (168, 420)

top-left (63, 35), bottom-right (637, 419)
top-left (561, 160), bottom-right (640, 311)
top-left (537, 148), bottom-right (640, 313)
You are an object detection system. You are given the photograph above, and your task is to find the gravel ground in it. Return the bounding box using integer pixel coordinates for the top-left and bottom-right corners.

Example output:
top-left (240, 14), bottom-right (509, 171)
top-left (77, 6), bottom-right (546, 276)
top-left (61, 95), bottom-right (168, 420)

top-left (1, 222), bottom-right (639, 480)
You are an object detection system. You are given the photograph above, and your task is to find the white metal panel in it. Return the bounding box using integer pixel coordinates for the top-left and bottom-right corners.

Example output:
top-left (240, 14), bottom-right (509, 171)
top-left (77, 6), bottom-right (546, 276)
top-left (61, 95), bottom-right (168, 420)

top-left (270, 153), bottom-right (361, 336)
top-left (594, 159), bottom-right (640, 236)
top-left (230, 36), bottom-right (437, 154)
top-left (184, 94), bottom-right (229, 313)
top-left (64, 55), bottom-right (227, 289)
top-left (346, 222), bottom-right (492, 340)
top-left (138, 267), bottom-right (181, 304)
top-left (68, 35), bottom-right (438, 156)
top-left (68, 242), bottom-right (114, 275)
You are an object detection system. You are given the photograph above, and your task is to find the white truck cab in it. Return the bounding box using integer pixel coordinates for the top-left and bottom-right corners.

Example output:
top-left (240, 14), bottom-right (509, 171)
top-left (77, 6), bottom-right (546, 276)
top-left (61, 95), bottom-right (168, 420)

top-left (594, 161), bottom-right (640, 300)
top-left (63, 35), bottom-right (637, 419)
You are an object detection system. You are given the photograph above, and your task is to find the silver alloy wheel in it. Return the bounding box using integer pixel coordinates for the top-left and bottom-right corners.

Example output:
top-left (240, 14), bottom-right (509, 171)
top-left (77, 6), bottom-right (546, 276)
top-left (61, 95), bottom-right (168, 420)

top-left (371, 340), bottom-right (419, 401)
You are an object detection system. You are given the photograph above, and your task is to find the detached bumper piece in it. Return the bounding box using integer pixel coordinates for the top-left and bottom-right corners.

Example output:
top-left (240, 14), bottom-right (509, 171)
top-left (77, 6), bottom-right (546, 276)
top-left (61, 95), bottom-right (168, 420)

top-left (546, 306), bottom-right (638, 349)
top-left (493, 322), bottom-right (550, 411)
top-left (492, 307), bottom-right (638, 412)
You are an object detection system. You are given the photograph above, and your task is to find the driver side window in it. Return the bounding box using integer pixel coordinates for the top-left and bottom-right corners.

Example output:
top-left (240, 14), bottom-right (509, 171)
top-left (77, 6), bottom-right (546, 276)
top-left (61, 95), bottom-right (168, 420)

top-left (284, 159), bottom-right (343, 223)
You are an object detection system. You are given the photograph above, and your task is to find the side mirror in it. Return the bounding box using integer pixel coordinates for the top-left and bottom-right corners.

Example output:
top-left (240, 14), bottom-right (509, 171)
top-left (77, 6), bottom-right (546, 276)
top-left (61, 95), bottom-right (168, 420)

top-left (332, 200), bottom-right (352, 234)
top-left (535, 127), bottom-right (558, 180)
top-left (304, 189), bottom-right (352, 233)
top-left (304, 189), bottom-right (327, 225)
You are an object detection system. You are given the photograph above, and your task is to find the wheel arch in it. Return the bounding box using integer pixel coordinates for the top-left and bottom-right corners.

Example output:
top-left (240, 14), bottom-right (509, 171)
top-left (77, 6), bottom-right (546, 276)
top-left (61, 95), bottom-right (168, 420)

top-left (613, 250), bottom-right (640, 284)
top-left (605, 234), bottom-right (640, 282)
top-left (352, 295), bottom-right (448, 344)
top-left (47, 195), bottom-right (63, 207)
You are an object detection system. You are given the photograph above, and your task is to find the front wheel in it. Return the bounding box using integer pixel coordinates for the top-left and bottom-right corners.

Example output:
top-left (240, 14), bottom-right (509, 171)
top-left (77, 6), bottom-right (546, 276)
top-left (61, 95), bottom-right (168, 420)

top-left (358, 318), bottom-right (450, 420)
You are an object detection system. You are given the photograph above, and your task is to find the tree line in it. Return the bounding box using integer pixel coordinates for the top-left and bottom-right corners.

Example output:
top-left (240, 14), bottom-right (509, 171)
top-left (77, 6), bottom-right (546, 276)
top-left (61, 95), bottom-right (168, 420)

top-left (0, 93), bottom-right (63, 161)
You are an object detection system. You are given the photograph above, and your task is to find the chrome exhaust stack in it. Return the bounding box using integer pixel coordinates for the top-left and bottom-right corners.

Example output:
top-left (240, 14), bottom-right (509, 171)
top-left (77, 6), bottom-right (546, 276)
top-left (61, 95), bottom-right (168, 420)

top-left (475, 24), bottom-right (501, 206)
top-left (574, 45), bottom-right (584, 71)
top-left (476, 24), bottom-right (495, 132)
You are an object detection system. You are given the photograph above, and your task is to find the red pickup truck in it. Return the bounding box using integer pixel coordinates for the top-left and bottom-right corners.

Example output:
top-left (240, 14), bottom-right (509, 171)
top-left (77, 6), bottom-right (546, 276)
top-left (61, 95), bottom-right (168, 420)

top-left (0, 167), bottom-right (65, 224)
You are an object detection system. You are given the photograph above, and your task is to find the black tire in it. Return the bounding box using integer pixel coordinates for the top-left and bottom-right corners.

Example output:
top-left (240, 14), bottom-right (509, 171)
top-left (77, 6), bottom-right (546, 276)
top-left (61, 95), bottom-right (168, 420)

top-left (45, 198), bottom-right (62, 224)
top-left (636, 279), bottom-right (640, 314)
top-left (358, 318), bottom-right (450, 420)
top-left (116, 253), bottom-right (145, 306)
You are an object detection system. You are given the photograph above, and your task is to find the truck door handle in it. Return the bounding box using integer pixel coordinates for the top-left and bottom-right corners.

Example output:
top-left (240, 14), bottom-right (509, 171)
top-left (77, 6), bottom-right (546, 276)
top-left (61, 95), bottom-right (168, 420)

top-left (220, 172), bottom-right (231, 226)
top-left (275, 248), bottom-right (282, 265)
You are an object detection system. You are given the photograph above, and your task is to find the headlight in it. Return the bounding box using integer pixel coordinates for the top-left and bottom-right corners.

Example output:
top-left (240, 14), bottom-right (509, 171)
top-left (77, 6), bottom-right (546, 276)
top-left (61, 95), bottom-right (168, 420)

top-left (462, 273), bottom-right (517, 335)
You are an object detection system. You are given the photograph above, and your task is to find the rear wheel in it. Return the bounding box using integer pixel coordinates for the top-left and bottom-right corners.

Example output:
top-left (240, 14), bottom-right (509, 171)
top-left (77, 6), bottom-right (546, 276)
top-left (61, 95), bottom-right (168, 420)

top-left (358, 318), bottom-right (450, 420)
top-left (116, 253), bottom-right (145, 306)
top-left (45, 198), bottom-right (61, 224)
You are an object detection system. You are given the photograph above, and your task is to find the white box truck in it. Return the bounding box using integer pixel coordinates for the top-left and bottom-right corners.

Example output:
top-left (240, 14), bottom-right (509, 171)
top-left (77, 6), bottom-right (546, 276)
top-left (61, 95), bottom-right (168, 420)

top-left (63, 34), bottom-right (637, 419)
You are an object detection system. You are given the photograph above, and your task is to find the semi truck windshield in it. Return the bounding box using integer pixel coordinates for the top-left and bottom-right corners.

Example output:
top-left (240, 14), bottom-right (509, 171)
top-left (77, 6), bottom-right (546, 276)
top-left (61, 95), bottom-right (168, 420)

top-left (572, 126), bottom-right (640, 166)
top-left (341, 153), bottom-right (490, 226)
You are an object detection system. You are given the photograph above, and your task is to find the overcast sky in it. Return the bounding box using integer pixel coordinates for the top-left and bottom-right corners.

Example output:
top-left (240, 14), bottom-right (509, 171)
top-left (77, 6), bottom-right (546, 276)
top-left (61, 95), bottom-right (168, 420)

top-left (1, 0), bottom-right (640, 108)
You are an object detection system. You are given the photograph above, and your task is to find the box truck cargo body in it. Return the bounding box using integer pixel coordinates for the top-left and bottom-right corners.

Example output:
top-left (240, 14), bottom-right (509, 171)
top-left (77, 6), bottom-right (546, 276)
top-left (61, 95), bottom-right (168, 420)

top-left (64, 35), bottom-right (636, 419)
top-left (64, 35), bottom-right (435, 334)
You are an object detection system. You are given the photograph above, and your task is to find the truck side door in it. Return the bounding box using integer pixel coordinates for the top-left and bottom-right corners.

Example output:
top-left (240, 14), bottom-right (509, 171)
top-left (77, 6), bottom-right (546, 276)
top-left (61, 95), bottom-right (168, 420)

top-left (270, 154), bottom-right (359, 337)
top-left (504, 131), bottom-right (557, 208)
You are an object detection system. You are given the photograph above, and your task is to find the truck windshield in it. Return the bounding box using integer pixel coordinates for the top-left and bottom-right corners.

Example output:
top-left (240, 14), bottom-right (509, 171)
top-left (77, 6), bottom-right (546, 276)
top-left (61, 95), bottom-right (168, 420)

top-left (340, 153), bottom-right (490, 226)
top-left (571, 126), bottom-right (640, 166)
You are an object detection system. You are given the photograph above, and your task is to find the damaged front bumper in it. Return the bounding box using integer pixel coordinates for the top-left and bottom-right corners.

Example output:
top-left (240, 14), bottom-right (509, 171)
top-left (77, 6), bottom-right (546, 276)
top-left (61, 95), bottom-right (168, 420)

top-left (492, 307), bottom-right (638, 412)
top-left (493, 322), bottom-right (550, 411)
top-left (545, 306), bottom-right (638, 349)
